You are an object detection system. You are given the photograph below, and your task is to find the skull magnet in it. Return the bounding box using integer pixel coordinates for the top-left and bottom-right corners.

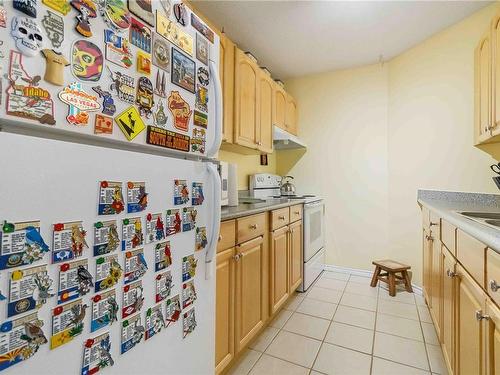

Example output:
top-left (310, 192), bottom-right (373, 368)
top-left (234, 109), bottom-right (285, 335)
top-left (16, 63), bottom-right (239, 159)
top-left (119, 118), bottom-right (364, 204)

top-left (11, 17), bottom-right (43, 56)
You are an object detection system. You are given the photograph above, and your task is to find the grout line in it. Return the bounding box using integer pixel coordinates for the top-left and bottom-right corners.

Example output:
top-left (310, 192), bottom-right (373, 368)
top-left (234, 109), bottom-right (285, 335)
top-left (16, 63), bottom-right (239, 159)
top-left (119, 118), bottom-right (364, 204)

top-left (415, 298), bottom-right (433, 373)
top-left (369, 284), bottom-right (379, 374)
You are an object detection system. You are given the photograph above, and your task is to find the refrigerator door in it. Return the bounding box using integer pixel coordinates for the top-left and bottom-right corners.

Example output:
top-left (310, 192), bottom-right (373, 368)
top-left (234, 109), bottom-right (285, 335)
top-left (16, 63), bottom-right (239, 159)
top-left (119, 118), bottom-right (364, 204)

top-left (0, 132), bottom-right (218, 374)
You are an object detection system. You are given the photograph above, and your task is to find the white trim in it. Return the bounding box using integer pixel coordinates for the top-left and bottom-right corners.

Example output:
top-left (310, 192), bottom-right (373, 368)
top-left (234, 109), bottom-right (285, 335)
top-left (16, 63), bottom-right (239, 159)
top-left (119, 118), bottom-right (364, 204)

top-left (324, 264), bottom-right (423, 296)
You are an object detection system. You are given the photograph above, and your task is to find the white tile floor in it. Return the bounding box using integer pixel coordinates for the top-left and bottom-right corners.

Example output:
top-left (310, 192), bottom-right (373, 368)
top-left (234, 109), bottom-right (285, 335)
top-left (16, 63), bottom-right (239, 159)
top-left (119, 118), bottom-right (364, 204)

top-left (228, 270), bottom-right (448, 375)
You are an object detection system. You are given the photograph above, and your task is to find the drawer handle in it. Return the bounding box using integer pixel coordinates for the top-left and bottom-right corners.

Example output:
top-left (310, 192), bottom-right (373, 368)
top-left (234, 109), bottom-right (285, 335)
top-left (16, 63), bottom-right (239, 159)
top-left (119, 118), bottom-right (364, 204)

top-left (425, 235), bottom-right (434, 241)
top-left (446, 269), bottom-right (456, 278)
top-left (430, 222), bottom-right (439, 227)
top-left (218, 235), bottom-right (222, 242)
top-left (249, 224), bottom-right (258, 230)
top-left (233, 253), bottom-right (242, 262)
top-left (490, 279), bottom-right (499, 292)
top-left (475, 310), bottom-right (490, 321)
top-left (278, 216), bottom-right (285, 220)
top-left (294, 211), bottom-right (300, 215)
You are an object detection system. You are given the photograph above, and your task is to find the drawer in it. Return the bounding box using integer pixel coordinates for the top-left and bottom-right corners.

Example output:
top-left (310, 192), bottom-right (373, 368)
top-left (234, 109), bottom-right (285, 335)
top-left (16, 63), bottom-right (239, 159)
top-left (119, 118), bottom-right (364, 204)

top-left (218, 220), bottom-right (236, 253)
top-left (486, 249), bottom-right (500, 305)
top-left (236, 213), bottom-right (266, 244)
top-left (457, 230), bottom-right (486, 287)
top-left (441, 219), bottom-right (456, 255)
top-left (289, 204), bottom-right (303, 223)
top-left (271, 207), bottom-right (290, 230)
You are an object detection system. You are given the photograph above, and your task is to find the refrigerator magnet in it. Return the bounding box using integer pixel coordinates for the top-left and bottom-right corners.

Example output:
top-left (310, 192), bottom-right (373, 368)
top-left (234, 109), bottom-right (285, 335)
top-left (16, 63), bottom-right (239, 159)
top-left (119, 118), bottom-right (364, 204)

top-left (57, 259), bottom-right (92, 304)
top-left (6, 51), bottom-right (56, 125)
top-left (165, 209), bottom-right (182, 236)
top-left (182, 207), bottom-right (197, 232)
top-left (0, 312), bottom-right (47, 371)
top-left (121, 217), bottom-right (144, 251)
top-left (127, 181), bottom-right (148, 213)
top-left (196, 33), bottom-right (209, 66)
top-left (136, 52), bottom-right (152, 75)
top-left (41, 11), bottom-right (65, 49)
top-left (13, 0), bottom-right (36, 18)
top-left (104, 30), bottom-right (133, 69)
top-left (94, 254), bottom-right (122, 292)
top-left (50, 298), bottom-right (86, 349)
top-left (98, 181), bottom-right (125, 215)
top-left (145, 213), bottom-right (165, 243)
top-left (197, 66), bottom-right (209, 86)
top-left (120, 313), bottom-right (144, 354)
top-left (41, 49), bottom-right (69, 86)
top-left (153, 100), bottom-right (168, 128)
top-left (152, 33), bottom-right (170, 72)
top-left (52, 221), bottom-right (88, 263)
top-left (128, 0), bottom-right (155, 27)
top-left (195, 85), bottom-right (208, 113)
top-left (155, 270), bottom-right (173, 303)
top-left (192, 182), bottom-right (204, 205)
top-left (154, 70), bottom-right (168, 99)
top-left (122, 280), bottom-right (144, 318)
top-left (92, 86), bottom-right (117, 116)
top-left (11, 17), bottom-right (42, 56)
top-left (174, 179), bottom-right (189, 205)
top-left (123, 248), bottom-right (148, 284)
top-left (165, 294), bottom-right (181, 327)
top-left (81, 332), bottom-right (114, 374)
top-left (191, 12), bottom-right (214, 44)
top-left (42, 0), bottom-right (71, 15)
top-left (130, 17), bottom-right (152, 53)
top-left (102, 0), bottom-right (131, 32)
top-left (195, 227), bottom-right (207, 251)
top-left (181, 254), bottom-right (197, 282)
top-left (0, 220), bottom-right (49, 270)
top-left (0, 2), bottom-right (6, 28)
top-left (191, 127), bottom-right (206, 154)
top-left (154, 241), bottom-right (172, 271)
top-left (183, 308), bottom-right (197, 338)
top-left (59, 82), bottom-right (101, 126)
top-left (70, 0), bottom-right (97, 38)
top-left (114, 106), bottom-right (146, 141)
top-left (181, 280), bottom-right (197, 309)
top-left (90, 289), bottom-right (118, 332)
top-left (145, 304), bottom-right (165, 340)
top-left (173, 3), bottom-right (187, 26)
top-left (93, 220), bottom-right (120, 256)
top-left (71, 40), bottom-right (104, 82)
top-left (193, 110), bottom-right (208, 128)
top-left (136, 76), bottom-right (154, 117)
top-left (94, 114), bottom-right (114, 135)
top-left (171, 49), bottom-right (196, 93)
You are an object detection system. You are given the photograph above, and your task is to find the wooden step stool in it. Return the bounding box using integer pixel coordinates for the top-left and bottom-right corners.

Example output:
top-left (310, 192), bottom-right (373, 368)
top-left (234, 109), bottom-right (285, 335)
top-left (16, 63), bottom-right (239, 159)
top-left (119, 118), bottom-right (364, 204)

top-left (370, 260), bottom-right (413, 297)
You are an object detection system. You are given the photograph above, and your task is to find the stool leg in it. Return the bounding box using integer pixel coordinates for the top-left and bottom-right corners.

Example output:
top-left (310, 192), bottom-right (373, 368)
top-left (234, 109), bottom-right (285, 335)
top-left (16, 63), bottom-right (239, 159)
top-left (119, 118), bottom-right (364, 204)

top-left (402, 270), bottom-right (413, 293)
top-left (388, 273), bottom-right (396, 297)
top-left (370, 266), bottom-right (380, 287)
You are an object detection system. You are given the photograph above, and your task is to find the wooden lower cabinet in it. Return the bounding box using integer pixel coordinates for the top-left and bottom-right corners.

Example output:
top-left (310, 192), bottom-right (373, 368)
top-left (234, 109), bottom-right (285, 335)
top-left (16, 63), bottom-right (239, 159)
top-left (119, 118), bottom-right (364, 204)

top-left (441, 247), bottom-right (456, 374)
top-left (289, 220), bottom-right (303, 291)
top-left (423, 228), bottom-right (433, 305)
top-left (486, 299), bottom-right (500, 375)
top-left (430, 236), bottom-right (443, 339)
top-left (270, 226), bottom-right (289, 314)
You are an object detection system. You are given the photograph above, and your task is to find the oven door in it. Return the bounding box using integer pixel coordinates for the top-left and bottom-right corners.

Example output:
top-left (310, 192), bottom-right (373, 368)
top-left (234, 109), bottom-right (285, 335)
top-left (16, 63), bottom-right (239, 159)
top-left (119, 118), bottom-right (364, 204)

top-left (304, 200), bottom-right (325, 261)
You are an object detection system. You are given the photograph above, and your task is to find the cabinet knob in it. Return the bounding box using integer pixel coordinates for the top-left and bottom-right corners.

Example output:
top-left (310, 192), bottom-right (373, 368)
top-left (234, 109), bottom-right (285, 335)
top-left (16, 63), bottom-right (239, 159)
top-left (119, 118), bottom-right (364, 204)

top-left (233, 253), bottom-right (242, 262)
top-left (249, 224), bottom-right (258, 230)
top-left (278, 216), bottom-right (285, 220)
top-left (490, 279), bottom-right (499, 292)
top-left (218, 235), bottom-right (222, 242)
top-left (425, 235), bottom-right (434, 241)
top-left (430, 222), bottom-right (439, 227)
top-left (294, 211), bottom-right (300, 215)
top-left (475, 310), bottom-right (490, 321)
top-left (257, 141), bottom-right (262, 146)
top-left (446, 269), bottom-right (456, 278)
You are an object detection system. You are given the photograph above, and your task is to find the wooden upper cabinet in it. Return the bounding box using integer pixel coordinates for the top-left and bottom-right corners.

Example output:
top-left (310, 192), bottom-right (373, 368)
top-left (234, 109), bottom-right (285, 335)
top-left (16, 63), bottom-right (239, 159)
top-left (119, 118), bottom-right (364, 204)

top-left (258, 70), bottom-right (274, 153)
top-left (492, 15), bottom-right (500, 138)
top-left (285, 93), bottom-right (298, 136)
top-left (475, 29), bottom-right (492, 144)
top-left (273, 83), bottom-right (287, 131)
top-left (220, 34), bottom-right (235, 144)
top-left (234, 48), bottom-right (259, 149)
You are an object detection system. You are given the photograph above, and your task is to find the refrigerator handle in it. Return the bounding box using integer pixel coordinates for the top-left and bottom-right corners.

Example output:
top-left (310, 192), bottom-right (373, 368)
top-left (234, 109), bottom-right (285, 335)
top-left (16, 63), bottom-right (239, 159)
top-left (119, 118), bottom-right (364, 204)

top-left (205, 162), bottom-right (221, 280)
top-left (206, 59), bottom-right (223, 159)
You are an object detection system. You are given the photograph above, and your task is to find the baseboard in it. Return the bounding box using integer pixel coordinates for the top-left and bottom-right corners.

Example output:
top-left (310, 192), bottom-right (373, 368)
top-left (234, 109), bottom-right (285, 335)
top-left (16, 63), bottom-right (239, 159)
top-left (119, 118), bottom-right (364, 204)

top-left (324, 264), bottom-right (423, 296)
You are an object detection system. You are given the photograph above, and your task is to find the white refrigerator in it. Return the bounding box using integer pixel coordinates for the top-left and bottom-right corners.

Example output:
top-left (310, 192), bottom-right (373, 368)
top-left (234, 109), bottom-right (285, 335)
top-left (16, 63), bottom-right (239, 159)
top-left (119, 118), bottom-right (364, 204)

top-left (0, 1), bottom-right (221, 374)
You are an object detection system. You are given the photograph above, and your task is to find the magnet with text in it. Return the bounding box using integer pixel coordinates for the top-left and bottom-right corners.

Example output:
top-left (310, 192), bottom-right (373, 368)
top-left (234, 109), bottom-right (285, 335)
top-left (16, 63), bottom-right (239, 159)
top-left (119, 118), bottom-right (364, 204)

top-left (103, 0), bottom-right (131, 31)
top-left (191, 12), bottom-right (214, 43)
top-left (0, 312), bottom-right (47, 371)
top-left (165, 294), bottom-right (181, 327)
top-left (121, 313), bottom-right (143, 354)
top-left (160, 0), bottom-right (172, 18)
top-left (181, 280), bottom-right (197, 309)
top-left (171, 48), bottom-right (195, 93)
top-left (92, 86), bottom-right (117, 116)
top-left (94, 254), bottom-right (122, 292)
top-left (130, 17), bottom-right (151, 53)
top-left (91, 289), bottom-right (118, 332)
top-left (183, 307), bottom-right (197, 338)
top-left (42, 11), bottom-right (64, 49)
top-left (123, 248), bottom-right (148, 284)
top-left (181, 254), bottom-right (197, 282)
top-left (50, 299), bottom-right (86, 349)
top-left (122, 280), bottom-right (143, 318)
top-left (156, 12), bottom-right (193, 56)
top-left (155, 270), bottom-right (173, 303)
top-left (11, 17), bottom-right (42, 55)
top-left (136, 76), bottom-right (154, 117)
top-left (195, 85), bottom-right (208, 113)
top-left (93, 220), bottom-right (119, 256)
top-left (165, 208), bottom-right (182, 236)
top-left (94, 114), bottom-right (113, 135)
top-left (145, 304), bottom-right (165, 340)
top-left (8, 265), bottom-right (54, 317)
top-left (168, 90), bottom-right (192, 131)
top-left (42, 49), bottom-right (69, 86)
top-left (146, 126), bottom-right (191, 152)
top-left (197, 66), bottom-right (209, 86)
top-left (195, 227), bottom-right (208, 251)
top-left (57, 259), bottom-right (92, 304)
top-left (145, 213), bottom-right (165, 243)
top-left (81, 331), bottom-right (114, 374)
top-left (192, 182), bottom-right (204, 206)
top-left (59, 82), bottom-right (101, 125)
top-left (13, 0), bottom-right (36, 17)
top-left (6, 51), bottom-right (56, 125)
top-left (115, 106), bottom-right (146, 141)
top-left (42, 0), bottom-right (71, 15)
top-left (137, 51), bottom-right (152, 75)
top-left (0, 220), bottom-right (49, 270)
top-left (154, 240), bottom-right (172, 271)
top-left (71, 40), bottom-right (104, 82)
top-left (193, 110), bottom-right (207, 128)
top-left (174, 179), bottom-right (189, 205)
top-left (98, 180), bottom-right (125, 215)
top-left (128, 0), bottom-right (154, 26)
top-left (154, 69), bottom-right (168, 98)
top-left (70, 0), bottom-right (97, 37)
top-left (126, 181), bottom-right (148, 213)
top-left (173, 2), bottom-right (187, 26)
top-left (196, 33), bottom-right (209, 66)
top-left (191, 127), bottom-right (206, 154)
top-left (182, 207), bottom-right (197, 232)
top-left (52, 221), bottom-right (88, 263)
top-left (121, 217), bottom-right (144, 251)
top-left (104, 29), bottom-right (133, 68)
top-left (0, 1), bottom-right (6, 28)
top-left (152, 32), bottom-right (170, 71)
top-left (153, 100), bottom-right (168, 128)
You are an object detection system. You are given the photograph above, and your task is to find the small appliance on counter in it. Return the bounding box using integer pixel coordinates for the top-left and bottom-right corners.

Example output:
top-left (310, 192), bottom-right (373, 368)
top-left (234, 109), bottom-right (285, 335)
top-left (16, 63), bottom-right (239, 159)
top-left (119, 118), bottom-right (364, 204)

top-left (220, 161), bottom-right (238, 207)
top-left (280, 176), bottom-right (296, 196)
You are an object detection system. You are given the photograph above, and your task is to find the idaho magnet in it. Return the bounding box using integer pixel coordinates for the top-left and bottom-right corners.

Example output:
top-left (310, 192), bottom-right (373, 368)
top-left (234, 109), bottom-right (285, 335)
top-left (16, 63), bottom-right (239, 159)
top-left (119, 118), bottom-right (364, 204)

top-left (196, 33), bottom-right (209, 66)
top-left (122, 280), bottom-right (143, 318)
top-left (91, 289), bottom-right (118, 332)
top-left (94, 114), bottom-right (114, 135)
top-left (136, 76), bottom-right (154, 117)
top-left (42, 0), bottom-right (71, 15)
top-left (174, 179), bottom-right (189, 205)
top-left (81, 332), bottom-right (114, 374)
top-left (57, 259), bottom-right (93, 304)
top-left (115, 106), bottom-right (146, 140)
top-left (50, 299), bottom-right (86, 349)
top-left (95, 254), bottom-right (122, 292)
top-left (92, 86), bottom-right (117, 116)
top-left (182, 254), bottom-right (197, 282)
top-left (6, 51), bottom-right (56, 125)
top-left (13, 0), bottom-right (36, 18)
top-left (153, 100), bottom-right (168, 128)
top-left (98, 180), bottom-right (124, 215)
top-left (137, 51), bottom-right (152, 75)
top-left (42, 11), bottom-right (64, 49)
top-left (0, 220), bottom-right (49, 270)
top-left (71, 40), bottom-right (103, 82)
top-left (58, 82), bottom-right (101, 125)
top-left (165, 209), bottom-right (182, 236)
top-left (165, 294), bottom-right (181, 327)
top-left (41, 49), bottom-right (69, 86)
top-left (121, 217), bottom-right (143, 251)
top-left (193, 110), bottom-right (207, 128)
top-left (145, 304), bottom-right (165, 340)
top-left (154, 241), bottom-right (172, 271)
top-left (127, 181), bottom-right (148, 213)
top-left (156, 12), bottom-right (193, 56)
top-left (168, 91), bottom-right (192, 132)
top-left (197, 66), bottom-right (209, 86)
top-left (173, 2), bottom-right (187, 26)
top-left (104, 29), bottom-right (133, 68)
top-left (8, 265), bottom-right (54, 317)
top-left (152, 32), bottom-right (170, 71)
top-left (154, 69), bottom-right (168, 98)
top-left (191, 127), bottom-right (206, 154)
top-left (145, 213), bottom-right (165, 243)
top-left (52, 221), bottom-right (88, 263)
top-left (130, 17), bottom-right (151, 53)
top-left (181, 280), bottom-right (197, 309)
top-left (195, 85), bottom-right (208, 112)
top-left (93, 220), bottom-right (119, 256)
top-left (123, 248), bottom-right (148, 284)
top-left (182, 208), bottom-right (197, 231)
top-left (128, 0), bottom-right (154, 26)
top-left (70, 0), bottom-right (97, 37)
top-left (171, 49), bottom-right (196, 93)
top-left (103, 0), bottom-right (131, 31)
top-left (183, 308), bottom-right (196, 338)
top-left (121, 313), bottom-right (144, 353)
top-left (191, 12), bottom-right (214, 43)
top-left (155, 270), bottom-right (173, 303)
top-left (0, 313), bottom-right (47, 371)
top-left (195, 227), bottom-right (207, 251)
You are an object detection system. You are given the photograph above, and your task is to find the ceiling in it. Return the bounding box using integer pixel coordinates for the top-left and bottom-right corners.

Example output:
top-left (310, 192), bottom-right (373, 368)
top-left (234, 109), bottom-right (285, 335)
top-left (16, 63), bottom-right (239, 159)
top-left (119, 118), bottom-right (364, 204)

top-left (193, 1), bottom-right (491, 79)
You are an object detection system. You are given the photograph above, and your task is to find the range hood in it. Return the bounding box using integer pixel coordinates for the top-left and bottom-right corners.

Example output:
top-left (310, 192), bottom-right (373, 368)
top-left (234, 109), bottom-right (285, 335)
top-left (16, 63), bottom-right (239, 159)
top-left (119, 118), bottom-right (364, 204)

top-left (273, 126), bottom-right (307, 150)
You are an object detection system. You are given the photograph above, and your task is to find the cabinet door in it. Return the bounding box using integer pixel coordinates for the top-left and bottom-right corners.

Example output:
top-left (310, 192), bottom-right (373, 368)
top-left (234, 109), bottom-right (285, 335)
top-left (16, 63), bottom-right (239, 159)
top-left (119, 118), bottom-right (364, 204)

top-left (285, 93), bottom-right (298, 135)
top-left (456, 265), bottom-right (486, 375)
top-left (289, 220), bottom-right (303, 292)
top-left (235, 235), bottom-right (265, 352)
top-left (486, 299), bottom-right (500, 375)
top-left (423, 228), bottom-right (433, 305)
top-left (215, 247), bottom-right (235, 374)
top-left (234, 49), bottom-right (259, 149)
top-left (270, 226), bottom-right (289, 315)
top-left (220, 34), bottom-right (235, 144)
top-left (442, 247), bottom-right (456, 375)
top-left (273, 84), bottom-right (286, 130)
top-left (430, 237), bottom-right (442, 340)
top-left (475, 30), bottom-right (492, 144)
top-left (258, 71), bottom-right (273, 154)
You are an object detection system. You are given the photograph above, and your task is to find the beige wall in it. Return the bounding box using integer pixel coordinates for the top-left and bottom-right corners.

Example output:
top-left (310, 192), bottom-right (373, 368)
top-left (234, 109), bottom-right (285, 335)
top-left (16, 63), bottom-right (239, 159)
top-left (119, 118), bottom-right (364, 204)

top-left (282, 3), bottom-right (500, 285)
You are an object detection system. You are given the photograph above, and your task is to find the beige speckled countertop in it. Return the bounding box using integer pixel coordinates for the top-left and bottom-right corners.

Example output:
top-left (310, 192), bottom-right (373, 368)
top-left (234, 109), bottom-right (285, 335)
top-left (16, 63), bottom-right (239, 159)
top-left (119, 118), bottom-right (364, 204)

top-left (221, 198), bottom-right (305, 220)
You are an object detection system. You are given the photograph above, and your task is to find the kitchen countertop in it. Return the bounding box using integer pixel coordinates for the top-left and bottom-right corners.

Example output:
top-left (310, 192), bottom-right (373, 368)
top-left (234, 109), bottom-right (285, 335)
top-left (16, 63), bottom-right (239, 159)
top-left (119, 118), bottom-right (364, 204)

top-left (221, 198), bottom-right (306, 220)
top-left (418, 189), bottom-right (500, 253)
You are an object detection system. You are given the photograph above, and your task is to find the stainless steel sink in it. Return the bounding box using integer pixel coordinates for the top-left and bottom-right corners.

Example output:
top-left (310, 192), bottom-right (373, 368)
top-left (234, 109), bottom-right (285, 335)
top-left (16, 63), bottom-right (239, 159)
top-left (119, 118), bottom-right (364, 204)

top-left (485, 219), bottom-right (500, 227)
top-left (239, 198), bottom-right (266, 204)
top-left (459, 211), bottom-right (500, 220)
